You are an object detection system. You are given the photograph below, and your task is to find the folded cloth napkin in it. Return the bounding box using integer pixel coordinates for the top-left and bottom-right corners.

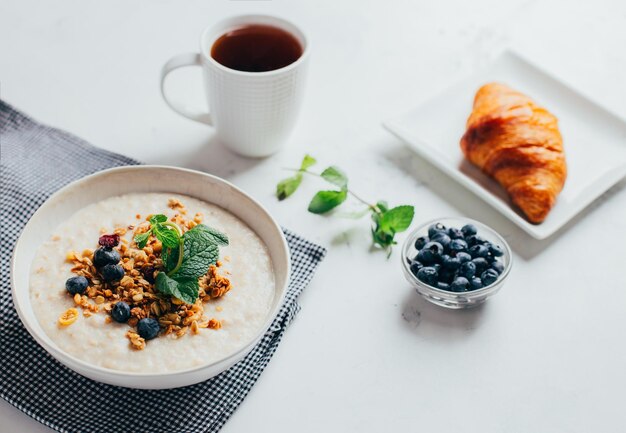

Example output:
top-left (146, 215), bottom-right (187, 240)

top-left (0, 100), bottom-right (326, 433)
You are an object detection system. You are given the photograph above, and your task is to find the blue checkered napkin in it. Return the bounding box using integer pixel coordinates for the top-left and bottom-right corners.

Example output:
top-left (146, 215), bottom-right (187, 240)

top-left (0, 100), bottom-right (326, 433)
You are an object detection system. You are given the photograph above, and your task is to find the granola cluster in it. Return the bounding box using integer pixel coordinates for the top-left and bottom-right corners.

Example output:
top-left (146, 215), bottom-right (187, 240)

top-left (63, 200), bottom-right (231, 350)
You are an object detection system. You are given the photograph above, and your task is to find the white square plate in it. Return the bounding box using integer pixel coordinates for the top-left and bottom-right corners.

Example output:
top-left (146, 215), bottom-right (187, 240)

top-left (384, 50), bottom-right (626, 239)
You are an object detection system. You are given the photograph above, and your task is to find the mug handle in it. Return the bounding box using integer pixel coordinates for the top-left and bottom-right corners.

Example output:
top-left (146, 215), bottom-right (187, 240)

top-left (160, 53), bottom-right (213, 125)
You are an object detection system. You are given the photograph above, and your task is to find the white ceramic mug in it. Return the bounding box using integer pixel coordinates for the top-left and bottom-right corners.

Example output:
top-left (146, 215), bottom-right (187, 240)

top-left (160, 15), bottom-right (309, 158)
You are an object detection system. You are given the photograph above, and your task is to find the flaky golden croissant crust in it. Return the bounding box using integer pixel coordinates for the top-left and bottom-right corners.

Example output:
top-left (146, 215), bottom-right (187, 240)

top-left (460, 82), bottom-right (567, 223)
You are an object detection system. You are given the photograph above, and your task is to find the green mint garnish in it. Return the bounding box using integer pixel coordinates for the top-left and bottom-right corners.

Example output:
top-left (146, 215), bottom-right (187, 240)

top-left (135, 214), bottom-right (181, 249)
top-left (134, 232), bottom-right (151, 249)
top-left (153, 224), bottom-right (181, 249)
top-left (169, 225), bottom-right (221, 280)
top-left (276, 155), bottom-right (415, 257)
top-left (371, 205), bottom-right (415, 254)
top-left (276, 154), bottom-right (317, 200)
top-left (308, 190), bottom-right (347, 213)
top-left (133, 215), bottom-right (228, 303)
top-left (319, 166), bottom-right (348, 188)
top-left (149, 214), bottom-right (168, 224)
top-left (154, 273), bottom-right (199, 305)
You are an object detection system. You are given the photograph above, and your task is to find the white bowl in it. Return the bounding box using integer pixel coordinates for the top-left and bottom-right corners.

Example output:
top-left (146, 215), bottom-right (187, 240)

top-left (11, 166), bottom-right (290, 389)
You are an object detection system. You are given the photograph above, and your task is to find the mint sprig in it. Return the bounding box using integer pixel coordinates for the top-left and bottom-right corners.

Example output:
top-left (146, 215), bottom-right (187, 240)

top-left (276, 154), bottom-right (317, 200)
top-left (133, 215), bottom-right (228, 303)
top-left (308, 190), bottom-right (347, 213)
top-left (170, 226), bottom-right (221, 280)
top-left (276, 155), bottom-right (415, 257)
top-left (135, 214), bottom-right (180, 249)
top-left (155, 273), bottom-right (199, 305)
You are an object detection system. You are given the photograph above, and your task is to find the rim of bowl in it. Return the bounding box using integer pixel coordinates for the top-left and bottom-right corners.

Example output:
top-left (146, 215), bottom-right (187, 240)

top-left (11, 165), bottom-right (290, 378)
top-left (401, 217), bottom-right (513, 296)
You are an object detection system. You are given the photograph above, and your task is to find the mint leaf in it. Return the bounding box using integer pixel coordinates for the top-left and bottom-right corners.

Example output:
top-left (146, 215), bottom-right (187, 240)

top-left (376, 200), bottom-right (389, 213)
top-left (308, 190), bottom-right (347, 214)
top-left (276, 155), bottom-right (317, 200)
top-left (145, 216), bottom-right (227, 304)
top-left (371, 206), bottom-right (415, 257)
top-left (162, 245), bottom-right (180, 273)
top-left (372, 226), bottom-right (394, 247)
top-left (171, 225), bottom-right (220, 279)
top-left (276, 174), bottom-right (303, 200)
top-left (149, 214), bottom-right (168, 224)
top-left (320, 166), bottom-right (348, 189)
top-left (300, 154), bottom-right (317, 170)
top-left (155, 272), bottom-right (198, 304)
top-left (379, 205), bottom-right (414, 233)
top-left (193, 224), bottom-right (228, 246)
top-left (134, 231), bottom-right (151, 249)
top-left (153, 224), bottom-right (180, 248)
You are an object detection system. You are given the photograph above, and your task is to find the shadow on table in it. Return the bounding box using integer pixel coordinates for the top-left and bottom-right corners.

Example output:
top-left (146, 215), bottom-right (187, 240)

top-left (182, 135), bottom-right (263, 179)
top-left (382, 139), bottom-right (626, 261)
top-left (399, 286), bottom-right (488, 337)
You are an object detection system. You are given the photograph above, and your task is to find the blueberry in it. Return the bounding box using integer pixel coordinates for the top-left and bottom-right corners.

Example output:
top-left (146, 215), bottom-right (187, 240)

top-left (481, 242), bottom-right (495, 260)
top-left (470, 277), bottom-right (483, 291)
top-left (466, 235), bottom-right (486, 247)
top-left (438, 269), bottom-right (456, 283)
top-left (442, 256), bottom-right (461, 271)
top-left (409, 260), bottom-right (423, 276)
top-left (416, 266), bottom-right (438, 286)
top-left (414, 236), bottom-right (429, 250)
top-left (101, 263), bottom-right (125, 282)
top-left (447, 227), bottom-right (464, 240)
top-left (425, 242), bottom-right (444, 254)
top-left (461, 224), bottom-right (477, 237)
top-left (437, 282), bottom-right (450, 291)
top-left (137, 318), bottom-right (160, 340)
top-left (450, 277), bottom-right (470, 292)
top-left (471, 257), bottom-right (489, 274)
top-left (416, 250), bottom-right (431, 265)
top-left (456, 252), bottom-right (472, 264)
top-left (432, 264), bottom-right (441, 273)
top-left (448, 239), bottom-right (468, 254)
top-left (65, 276), bottom-right (88, 295)
top-left (416, 241), bottom-right (444, 265)
top-left (481, 269), bottom-right (499, 286)
top-left (93, 247), bottom-right (121, 268)
top-left (111, 301), bottom-right (131, 323)
top-left (428, 223), bottom-right (447, 238)
top-left (469, 244), bottom-right (490, 259)
top-left (431, 232), bottom-right (451, 250)
top-left (491, 260), bottom-right (504, 274)
top-left (459, 261), bottom-right (477, 279)
top-left (490, 243), bottom-right (504, 257)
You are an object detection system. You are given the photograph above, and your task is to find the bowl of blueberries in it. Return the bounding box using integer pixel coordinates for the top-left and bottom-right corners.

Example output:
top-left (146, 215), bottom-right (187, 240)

top-left (402, 217), bottom-right (512, 309)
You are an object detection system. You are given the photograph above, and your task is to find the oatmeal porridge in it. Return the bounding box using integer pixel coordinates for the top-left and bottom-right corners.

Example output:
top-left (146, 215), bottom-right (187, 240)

top-left (29, 193), bottom-right (275, 373)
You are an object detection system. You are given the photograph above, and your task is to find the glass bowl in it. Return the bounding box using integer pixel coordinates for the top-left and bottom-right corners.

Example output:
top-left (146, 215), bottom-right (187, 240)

top-left (401, 217), bottom-right (513, 309)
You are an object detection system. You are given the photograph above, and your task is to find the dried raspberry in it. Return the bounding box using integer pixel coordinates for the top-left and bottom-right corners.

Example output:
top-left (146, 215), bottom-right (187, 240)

top-left (98, 234), bottom-right (120, 248)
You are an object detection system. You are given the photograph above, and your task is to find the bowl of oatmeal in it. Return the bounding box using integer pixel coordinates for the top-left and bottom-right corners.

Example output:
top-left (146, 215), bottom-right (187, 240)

top-left (11, 166), bottom-right (290, 389)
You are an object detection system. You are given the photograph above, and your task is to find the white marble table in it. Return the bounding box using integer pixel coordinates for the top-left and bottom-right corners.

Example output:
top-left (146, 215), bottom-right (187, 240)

top-left (2, 0), bottom-right (626, 431)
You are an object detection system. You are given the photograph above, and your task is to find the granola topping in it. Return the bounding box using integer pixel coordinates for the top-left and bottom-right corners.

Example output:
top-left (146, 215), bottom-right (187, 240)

top-left (64, 199), bottom-right (232, 350)
top-left (58, 308), bottom-right (79, 326)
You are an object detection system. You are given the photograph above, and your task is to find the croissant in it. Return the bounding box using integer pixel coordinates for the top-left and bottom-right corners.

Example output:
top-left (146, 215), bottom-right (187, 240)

top-left (460, 82), bottom-right (567, 223)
